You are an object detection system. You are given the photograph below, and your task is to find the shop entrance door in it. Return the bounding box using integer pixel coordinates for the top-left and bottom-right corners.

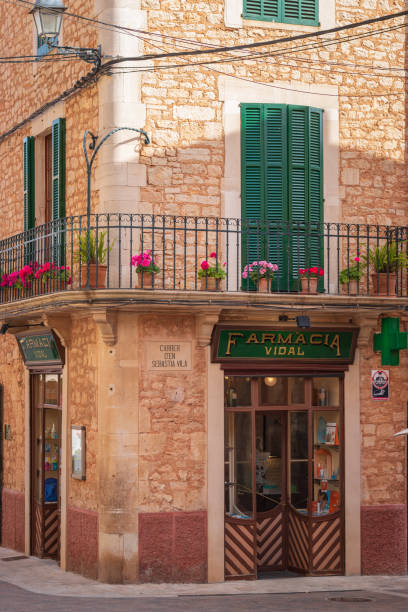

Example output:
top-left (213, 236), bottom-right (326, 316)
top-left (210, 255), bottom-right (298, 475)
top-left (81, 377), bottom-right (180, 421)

top-left (31, 373), bottom-right (62, 559)
top-left (224, 375), bottom-right (344, 579)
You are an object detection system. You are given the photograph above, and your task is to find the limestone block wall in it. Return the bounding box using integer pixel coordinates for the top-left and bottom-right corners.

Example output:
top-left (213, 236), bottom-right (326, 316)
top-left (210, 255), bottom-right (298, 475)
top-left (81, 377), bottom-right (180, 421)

top-left (359, 315), bottom-right (408, 574)
top-left (0, 0), bottom-right (98, 240)
top-left (66, 316), bottom-right (99, 578)
top-left (95, 311), bottom-right (207, 582)
top-left (0, 336), bottom-right (25, 550)
top-left (0, 336), bottom-right (26, 493)
top-left (138, 0), bottom-right (408, 226)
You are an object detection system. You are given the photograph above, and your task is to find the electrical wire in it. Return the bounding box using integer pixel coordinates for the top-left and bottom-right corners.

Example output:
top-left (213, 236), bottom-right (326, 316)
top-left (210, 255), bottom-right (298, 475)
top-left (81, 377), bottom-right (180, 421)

top-left (105, 22), bottom-right (408, 74)
top-left (9, 0), bottom-right (408, 64)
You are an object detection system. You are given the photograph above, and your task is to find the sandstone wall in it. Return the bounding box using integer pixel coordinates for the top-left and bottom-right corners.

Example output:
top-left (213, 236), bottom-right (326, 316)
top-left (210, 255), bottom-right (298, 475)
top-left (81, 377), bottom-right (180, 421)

top-left (68, 316), bottom-right (99, 511)
top-left (0, 336), bottom-right (26, 492)
top-left (139, 0), bottom-right (408, 226)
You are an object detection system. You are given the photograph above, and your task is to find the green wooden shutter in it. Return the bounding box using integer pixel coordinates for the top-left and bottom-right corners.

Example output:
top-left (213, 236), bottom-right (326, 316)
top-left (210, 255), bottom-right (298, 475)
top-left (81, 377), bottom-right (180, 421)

top-left (52, 118), bottom-right (66, 220)
top-left (241, 104), bottom-right (265, 281)
top-left (244, 1), bottom-right (279, 20)
top-left (23, 136), bottom-right (35, 264)
top-left (52, 118), bottom-right (66, 264)
top-left (23, 136), bottom-right (35, 231)
top-left (288, 105), bottom-right (323, 289)
top-left (264, 105), bottom-right (289, 290)
top-left (308, 106), bottom-right (324, 289)
top-left (241, 104), bottom-right (289, 289)
top-left (300, 0), bottom-right (318, 24)
top-left (244, 0), bottom-right (317, 25)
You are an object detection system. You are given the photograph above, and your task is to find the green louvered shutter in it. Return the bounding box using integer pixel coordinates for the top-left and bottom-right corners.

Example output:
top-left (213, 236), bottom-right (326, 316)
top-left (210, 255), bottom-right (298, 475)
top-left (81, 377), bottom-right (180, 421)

top-left (23, 136), bottom-right (35, 264)
top-left (241, 104), bottom-right (264, 287)
top-left (264, 105), bottom-right (289, 290)
top-left (244, 0), bottom-right (317, 24)
top-left (244, 0), bottom-right (279, 20)
top-left (52, 118), bottom-right (66, 264)
top-left (241, 104), bottom-right (289, 290)
top-left (284, 0), bottom-right (318, 24)
top-left (288, 105), bottom-right (323, 289)
top-left (23, 137), bottom-right (35, 232)
top-left (300, 0), bottom-right (318, 24)
top-left (308, 106), bottom-right (324, 289)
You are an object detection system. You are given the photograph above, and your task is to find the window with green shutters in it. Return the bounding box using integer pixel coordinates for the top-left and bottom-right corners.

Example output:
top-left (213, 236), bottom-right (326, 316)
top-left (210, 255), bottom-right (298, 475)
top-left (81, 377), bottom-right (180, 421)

top-left (243, 0), bottom-right (319, 26)
top-left (23, 136), bottom-right (35, 264)
top-left (241, 103), bottom-right (323, 291)
top-left (51, 118), bottom-right (66, 264)
top-left (23, 118), bottom-right (66, 264)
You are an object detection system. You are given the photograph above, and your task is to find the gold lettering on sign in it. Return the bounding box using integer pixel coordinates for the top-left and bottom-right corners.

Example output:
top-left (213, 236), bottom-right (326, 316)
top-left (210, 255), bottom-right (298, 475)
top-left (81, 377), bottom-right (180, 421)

top-left (278, 346), bottom-right (287, 356)
top-left (226, 333), bottom-right (244, 356)
top-left (278, 333), bottom-right (293, 344)
top-left (324, 334), bottom-right (330, 346)
top-left (294, 334), bottom-right (306, 345)
top-left (310, 334), bottom-right (323, 345)
top-left (261, 333), bottom-right (275, 344)
top-left (265, 346), bottom-right (273, 356)
top-left (297, 347), bottom-right (305, 356)
top-left (246, 333), bottom-right (259, 344)
top-left (287, 347), bottom-right (296, 356)
top-left (329, 334), bottom-right (341, 357)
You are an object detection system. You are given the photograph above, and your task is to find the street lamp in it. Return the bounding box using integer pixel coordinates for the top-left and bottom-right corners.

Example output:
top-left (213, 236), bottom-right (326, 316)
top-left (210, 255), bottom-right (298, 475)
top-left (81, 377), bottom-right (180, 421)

top-left (30, 0), bottom-right (66, 42)
top-left (30, 0), bottom-right (101, 66)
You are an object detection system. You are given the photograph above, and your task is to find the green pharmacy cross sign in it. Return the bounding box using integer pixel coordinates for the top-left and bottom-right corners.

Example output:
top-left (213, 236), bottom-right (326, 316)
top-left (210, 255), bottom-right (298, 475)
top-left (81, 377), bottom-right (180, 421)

top-left (373, 317), bottom-right (408, 366)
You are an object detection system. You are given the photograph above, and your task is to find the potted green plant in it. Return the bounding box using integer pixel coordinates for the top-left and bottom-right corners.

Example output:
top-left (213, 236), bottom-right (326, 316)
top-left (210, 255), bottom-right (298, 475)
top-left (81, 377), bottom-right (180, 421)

top-left (339, 255), bottom-right (365, 295)
top-left (76, 230), bottom-right (110, 289)
top-left (362, 241), bottom-right (408, 296)
top-left (198, 252), bottom-right (226, 291)
top-left (131, 249), bottom-right (160, 288)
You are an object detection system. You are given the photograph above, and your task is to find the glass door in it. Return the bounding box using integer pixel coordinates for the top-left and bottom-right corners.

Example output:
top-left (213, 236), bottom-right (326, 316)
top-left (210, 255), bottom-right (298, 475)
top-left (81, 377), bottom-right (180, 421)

top-left (224, 374), bottom-right (344, 579)
top-left (31, 373), bottom-right (62, 560)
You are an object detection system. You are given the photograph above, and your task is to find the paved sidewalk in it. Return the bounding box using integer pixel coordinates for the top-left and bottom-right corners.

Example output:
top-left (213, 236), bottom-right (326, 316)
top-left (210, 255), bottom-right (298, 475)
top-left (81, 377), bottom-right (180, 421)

top-left (1, 545), bottom-right (408, 599)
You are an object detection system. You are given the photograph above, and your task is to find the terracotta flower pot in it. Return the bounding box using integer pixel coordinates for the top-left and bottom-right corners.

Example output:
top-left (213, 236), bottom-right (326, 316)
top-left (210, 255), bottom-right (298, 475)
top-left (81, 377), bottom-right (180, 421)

top-left (80, 264), bottom-right (107, 289)
top-left (341, 279), bottom-right (359, 296)
top-left (371, 272), bottom-right (397, 296)
top-left (257, 277), bottom-right (270, 292)
top-left (300, 277), bottom-right (318, 294)
top-left (137, 271), bottom-right (158, 289)
top-left (200, 277), bottom-right (222, 291)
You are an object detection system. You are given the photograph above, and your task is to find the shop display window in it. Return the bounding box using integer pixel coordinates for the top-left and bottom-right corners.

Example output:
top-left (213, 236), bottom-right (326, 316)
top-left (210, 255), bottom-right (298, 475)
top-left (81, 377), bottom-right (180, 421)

top-left (224, 376), bottom-right (251, 407)
top-left (313, 410), bottom-right (341, 515)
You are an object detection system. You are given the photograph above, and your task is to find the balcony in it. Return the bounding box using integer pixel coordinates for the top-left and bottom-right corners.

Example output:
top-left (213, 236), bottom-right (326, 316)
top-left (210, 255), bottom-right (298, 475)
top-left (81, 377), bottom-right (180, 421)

top-left (0, 214), bottom-right (407, 306)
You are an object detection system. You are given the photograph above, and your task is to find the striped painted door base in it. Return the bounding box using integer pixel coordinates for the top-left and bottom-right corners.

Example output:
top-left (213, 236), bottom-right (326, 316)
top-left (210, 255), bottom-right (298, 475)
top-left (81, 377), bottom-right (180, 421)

top-left (225, 517), bottom-right (257, 580)
top-left (256, 506), bottom-right (284, 570)
top-left (287, 506), bottom-right (309, 573)
top-left (312, 513), bottom-right (342, 573)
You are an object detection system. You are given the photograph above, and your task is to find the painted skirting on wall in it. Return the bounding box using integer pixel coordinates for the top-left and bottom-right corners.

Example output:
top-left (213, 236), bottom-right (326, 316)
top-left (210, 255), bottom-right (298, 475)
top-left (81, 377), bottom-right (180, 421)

top-left (361, 504), bottom-right (407, 575)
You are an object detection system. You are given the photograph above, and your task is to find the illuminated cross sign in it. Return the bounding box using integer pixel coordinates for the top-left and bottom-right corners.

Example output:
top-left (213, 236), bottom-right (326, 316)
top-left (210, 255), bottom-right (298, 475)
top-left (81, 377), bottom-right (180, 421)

top-left (373, 317), bottom-right (408, 366)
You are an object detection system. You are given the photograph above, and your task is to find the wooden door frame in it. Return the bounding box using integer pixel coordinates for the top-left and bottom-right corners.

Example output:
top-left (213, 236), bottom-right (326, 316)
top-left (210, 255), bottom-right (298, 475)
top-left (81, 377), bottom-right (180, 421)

top-left (30, 371), bottom-right (63, 559)
top-left (224, 373), bottom-right (345, 577)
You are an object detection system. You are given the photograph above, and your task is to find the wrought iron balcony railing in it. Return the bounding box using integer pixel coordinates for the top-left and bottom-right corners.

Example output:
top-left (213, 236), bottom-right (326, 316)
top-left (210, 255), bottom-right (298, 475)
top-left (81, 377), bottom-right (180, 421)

top-left (0, 214), bottom-right (407, 303)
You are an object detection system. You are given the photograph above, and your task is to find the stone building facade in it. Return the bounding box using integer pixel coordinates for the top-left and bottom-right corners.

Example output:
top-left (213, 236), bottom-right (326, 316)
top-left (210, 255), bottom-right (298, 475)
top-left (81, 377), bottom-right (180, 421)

top-left (0, 0), bottom-right (407, 583)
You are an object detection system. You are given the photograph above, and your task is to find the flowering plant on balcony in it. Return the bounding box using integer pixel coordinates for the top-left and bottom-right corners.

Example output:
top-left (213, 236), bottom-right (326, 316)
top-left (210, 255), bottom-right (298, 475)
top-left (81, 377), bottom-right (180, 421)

top-left (242, 261), bottom-right (278, 283)
top-left (1, 264), bottom-right (35, 289)
top-left (0, 261), bottom-right (71, 290)
top-left (34, 262), bottom-right (71, 285)
top-left (131, 249), bottom-right (160, 274)
top-left (198, 252), bottom-right (226, 279)
top-left (298, 266), bottom-right (324, 278)
top-left (339, 254), bottom-right (365, 284)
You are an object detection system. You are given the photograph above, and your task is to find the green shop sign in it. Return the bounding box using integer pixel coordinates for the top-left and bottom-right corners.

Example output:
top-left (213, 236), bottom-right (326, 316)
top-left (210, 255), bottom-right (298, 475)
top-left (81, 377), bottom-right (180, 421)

top-left (213, 326), bottom-right (358, 364)
top-left (16, 331), bottom-right (64, 367)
